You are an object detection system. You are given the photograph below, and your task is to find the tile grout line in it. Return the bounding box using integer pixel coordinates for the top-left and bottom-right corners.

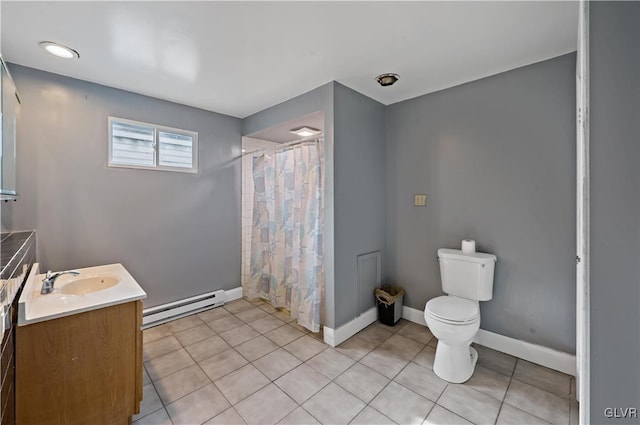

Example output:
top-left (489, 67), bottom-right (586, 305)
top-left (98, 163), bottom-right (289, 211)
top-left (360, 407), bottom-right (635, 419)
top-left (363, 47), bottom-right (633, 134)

top-left (192, 302), bottom-right (271, 422)
top-left (500, 380), bottom-right (564, 425)
top-left (140, 304), bottom-right (253, 423)
top-left (351, 330), bottom-right (433, 424)
top-left (133, 364), bottom-right (170, 424)
top-left (144, 307), bottom-right (570, 425)
top-left (203, 304), bottom-right (322, 422)
top-left (191, 308), bottom-right (299, 364)
top-left (146, 309), bottom-right (246, 423)
top-left (314, 344), bottom-right (377, 425)
top-left (501, 358), bottom-right (571, 425)
top-left (429, 380), bottom-right (451, 422)
top-left (184, 311), bottom-right (298, 423)
top-left (292, 323), bottom-right (407, 424)
top-left (180, 336), bottom-right (231, 425)
top-left (236, 300), bottom-right (328, 424)
top-left (152, 315), bottom-right (359, 421)
top-left (141, 318), bottom-right (209, 421)
top-left (329, 361), bottom-right (394, 423)
top-left (274, 359), bottom-right (332, 404)
top-left (145, 344), bottom-right (204, 381)
top-left (493, 355), bottom-right (520, 425)
top-left (295, 400), bottom-right (325, 425)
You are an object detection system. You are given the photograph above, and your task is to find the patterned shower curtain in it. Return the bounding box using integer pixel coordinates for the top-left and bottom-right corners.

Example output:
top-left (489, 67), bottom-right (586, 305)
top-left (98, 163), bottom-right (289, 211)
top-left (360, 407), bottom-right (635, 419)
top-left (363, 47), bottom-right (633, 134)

top-left (245, 140), bottom-right (324, 332)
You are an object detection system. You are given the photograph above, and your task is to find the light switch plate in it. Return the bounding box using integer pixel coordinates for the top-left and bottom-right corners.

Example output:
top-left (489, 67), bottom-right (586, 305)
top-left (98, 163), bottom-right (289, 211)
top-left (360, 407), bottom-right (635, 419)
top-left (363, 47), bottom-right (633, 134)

top-left (414, 194), bottom-right (426, 206)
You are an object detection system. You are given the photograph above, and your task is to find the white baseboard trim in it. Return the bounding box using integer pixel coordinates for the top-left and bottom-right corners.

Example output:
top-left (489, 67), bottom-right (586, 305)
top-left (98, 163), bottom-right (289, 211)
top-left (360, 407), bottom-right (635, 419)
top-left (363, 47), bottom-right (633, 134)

top-left (401, 306), bottom-right (576, 376)
top-left (402, 305), bottom-right (427, 326)
top-left (324, 307), bottom-right (378, 347)
top-left (474, 328), bottom-right (576, 376)
top-left (225, 286), bottom-right (243, 302)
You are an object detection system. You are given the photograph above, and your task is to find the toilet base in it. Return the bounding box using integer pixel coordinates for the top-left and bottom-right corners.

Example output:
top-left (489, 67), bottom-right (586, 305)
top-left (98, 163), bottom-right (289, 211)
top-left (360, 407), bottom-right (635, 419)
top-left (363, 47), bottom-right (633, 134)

top-left (433, 342), bottom-right (478, 383)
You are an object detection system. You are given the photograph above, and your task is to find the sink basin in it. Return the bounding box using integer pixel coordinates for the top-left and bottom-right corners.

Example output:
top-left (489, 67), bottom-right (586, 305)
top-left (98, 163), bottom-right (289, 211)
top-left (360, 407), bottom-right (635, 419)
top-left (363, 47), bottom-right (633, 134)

top-left (59, 275), bottom-right (120, 295)
top-left (19, 263), bottom-right (146, 326)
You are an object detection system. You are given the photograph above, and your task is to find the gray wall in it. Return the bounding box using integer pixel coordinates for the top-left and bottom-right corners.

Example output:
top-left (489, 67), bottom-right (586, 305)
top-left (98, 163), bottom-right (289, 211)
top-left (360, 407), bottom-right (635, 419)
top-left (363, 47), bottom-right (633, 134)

top-left (386, 54), bottom-right (576, 353)
top-left (589, 2), bottom-right (640, 422)
top-left (6, 64), bottom-right (242, 308)
top-left (333, 83), bottom-right (386, 327)
top-left (1, 205), bottom-right (11, 232)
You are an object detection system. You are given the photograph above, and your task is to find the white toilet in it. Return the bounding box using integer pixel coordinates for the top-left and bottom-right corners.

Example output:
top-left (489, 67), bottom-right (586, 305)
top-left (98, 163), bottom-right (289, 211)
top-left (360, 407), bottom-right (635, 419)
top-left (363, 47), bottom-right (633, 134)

top-left (424, 247), bottom-right (497, 383)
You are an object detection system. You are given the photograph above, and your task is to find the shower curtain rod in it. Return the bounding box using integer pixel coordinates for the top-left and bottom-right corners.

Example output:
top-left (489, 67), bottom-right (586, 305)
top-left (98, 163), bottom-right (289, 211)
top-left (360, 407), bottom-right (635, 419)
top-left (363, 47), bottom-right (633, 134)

top-left (243, 134), bottom-right (324, 156)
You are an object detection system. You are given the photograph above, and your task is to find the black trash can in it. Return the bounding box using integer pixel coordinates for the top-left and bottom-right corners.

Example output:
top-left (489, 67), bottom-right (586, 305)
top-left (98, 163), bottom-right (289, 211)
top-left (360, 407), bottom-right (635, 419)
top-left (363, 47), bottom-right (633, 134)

top-left (375, 285), bottom-right (405, 326)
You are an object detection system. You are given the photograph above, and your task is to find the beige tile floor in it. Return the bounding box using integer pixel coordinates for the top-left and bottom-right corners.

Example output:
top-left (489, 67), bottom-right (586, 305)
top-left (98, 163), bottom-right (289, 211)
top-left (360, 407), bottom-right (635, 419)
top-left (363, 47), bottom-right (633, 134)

top-left (136, 299), bottom-right (579, 425)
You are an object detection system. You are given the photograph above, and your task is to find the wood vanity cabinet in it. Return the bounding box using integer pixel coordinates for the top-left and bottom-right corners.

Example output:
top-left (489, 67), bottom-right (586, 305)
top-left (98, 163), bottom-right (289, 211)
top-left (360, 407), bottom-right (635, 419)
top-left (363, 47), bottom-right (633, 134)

top-left (16, 300), bottom-right (143, 425)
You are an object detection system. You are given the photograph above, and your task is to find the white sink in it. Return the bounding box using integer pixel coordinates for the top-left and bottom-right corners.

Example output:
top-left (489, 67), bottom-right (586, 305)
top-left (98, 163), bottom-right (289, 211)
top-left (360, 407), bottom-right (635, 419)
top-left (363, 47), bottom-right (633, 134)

top-left (18, 263), bottom-right (146, 325)
top-left (60, 275), bottom-right (120, 295)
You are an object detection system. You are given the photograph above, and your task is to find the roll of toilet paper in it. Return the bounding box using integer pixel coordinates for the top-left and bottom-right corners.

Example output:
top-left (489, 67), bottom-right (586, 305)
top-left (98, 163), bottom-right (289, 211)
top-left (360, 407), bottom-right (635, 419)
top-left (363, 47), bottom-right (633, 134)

top-left (461, 239), bottom-right (476, 254)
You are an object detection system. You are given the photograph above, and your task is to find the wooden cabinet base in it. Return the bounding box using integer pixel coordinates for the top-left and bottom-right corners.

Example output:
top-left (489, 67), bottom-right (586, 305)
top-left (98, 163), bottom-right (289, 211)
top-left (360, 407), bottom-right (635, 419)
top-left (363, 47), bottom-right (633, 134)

top-left (16, 301), bottom-right (142, 425)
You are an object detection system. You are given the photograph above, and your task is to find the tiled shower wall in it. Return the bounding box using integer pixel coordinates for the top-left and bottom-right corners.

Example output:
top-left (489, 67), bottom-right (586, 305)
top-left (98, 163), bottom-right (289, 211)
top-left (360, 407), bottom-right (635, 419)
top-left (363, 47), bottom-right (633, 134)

top-left (241, 138), bottom-right (279, 287)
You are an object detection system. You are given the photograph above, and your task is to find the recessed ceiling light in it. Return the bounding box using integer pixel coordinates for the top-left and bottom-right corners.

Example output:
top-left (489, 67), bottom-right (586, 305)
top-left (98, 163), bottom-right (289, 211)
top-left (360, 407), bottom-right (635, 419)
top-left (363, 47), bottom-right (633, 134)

top-left (39, 41), bottom-right (80, 59)
top-left (289, 126), bottom-right (322, 138)
top-left (376, 73), bottom-right (399, 87)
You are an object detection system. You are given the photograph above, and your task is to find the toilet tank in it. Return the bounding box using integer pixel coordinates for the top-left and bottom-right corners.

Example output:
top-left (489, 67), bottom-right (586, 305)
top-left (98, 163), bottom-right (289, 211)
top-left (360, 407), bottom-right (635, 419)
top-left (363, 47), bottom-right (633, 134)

top-left (438, 248), bottom-right (497, 301)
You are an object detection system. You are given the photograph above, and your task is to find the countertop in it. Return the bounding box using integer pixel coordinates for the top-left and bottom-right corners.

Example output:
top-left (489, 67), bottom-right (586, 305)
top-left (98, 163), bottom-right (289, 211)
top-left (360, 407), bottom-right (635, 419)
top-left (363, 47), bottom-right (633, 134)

top-left (18, 263), bottom-right (147, 326)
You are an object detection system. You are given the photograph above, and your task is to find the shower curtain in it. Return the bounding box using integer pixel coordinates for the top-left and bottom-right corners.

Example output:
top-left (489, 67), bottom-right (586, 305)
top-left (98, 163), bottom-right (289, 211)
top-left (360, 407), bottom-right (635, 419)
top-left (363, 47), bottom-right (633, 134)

top-left (245, 140), bottom-right (324, 332)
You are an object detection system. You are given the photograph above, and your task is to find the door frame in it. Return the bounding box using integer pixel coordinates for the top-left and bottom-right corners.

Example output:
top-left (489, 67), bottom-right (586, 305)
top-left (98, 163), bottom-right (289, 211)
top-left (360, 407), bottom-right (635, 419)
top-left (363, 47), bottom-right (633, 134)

top-left (576, 0), bottom-right (590, 422)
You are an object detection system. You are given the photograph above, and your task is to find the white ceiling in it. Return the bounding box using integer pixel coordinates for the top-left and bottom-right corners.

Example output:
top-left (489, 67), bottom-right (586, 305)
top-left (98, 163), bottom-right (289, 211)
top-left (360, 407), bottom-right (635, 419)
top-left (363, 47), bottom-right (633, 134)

top-left (249, 111), bottom-right (324, 143)
top-left (2, 1), bottom-right (578, 119)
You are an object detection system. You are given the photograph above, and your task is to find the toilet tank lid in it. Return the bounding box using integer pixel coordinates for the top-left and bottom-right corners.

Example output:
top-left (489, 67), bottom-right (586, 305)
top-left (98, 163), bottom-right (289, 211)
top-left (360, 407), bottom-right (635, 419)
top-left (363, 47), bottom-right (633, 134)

top-left (438, 248), bottom-right (497, 264)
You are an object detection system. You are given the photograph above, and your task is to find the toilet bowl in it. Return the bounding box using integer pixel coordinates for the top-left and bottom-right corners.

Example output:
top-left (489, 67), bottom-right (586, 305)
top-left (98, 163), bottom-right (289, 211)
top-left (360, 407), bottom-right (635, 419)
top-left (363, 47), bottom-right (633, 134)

top-left (424, 295), bottom-right (480, 383)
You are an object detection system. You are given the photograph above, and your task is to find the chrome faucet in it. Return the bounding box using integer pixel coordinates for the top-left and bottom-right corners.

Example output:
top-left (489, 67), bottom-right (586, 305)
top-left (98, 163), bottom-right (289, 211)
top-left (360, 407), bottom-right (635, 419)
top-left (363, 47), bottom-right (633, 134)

top-left (41, 270), bottom-right (80, 294)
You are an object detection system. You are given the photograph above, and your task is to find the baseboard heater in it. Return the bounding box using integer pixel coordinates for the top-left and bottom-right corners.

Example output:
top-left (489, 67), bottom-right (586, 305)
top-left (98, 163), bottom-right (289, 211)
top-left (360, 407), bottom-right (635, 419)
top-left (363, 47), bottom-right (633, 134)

top-left (142, 290), bottom-right (226, 329)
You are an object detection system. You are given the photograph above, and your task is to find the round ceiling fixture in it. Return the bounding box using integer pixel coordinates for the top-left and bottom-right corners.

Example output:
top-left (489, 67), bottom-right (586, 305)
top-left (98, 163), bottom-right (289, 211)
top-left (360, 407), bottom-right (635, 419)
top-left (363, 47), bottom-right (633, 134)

top-left (39, 41), bottom-right (80, 59)
top-left (375, 73), bottom-right (399, 87)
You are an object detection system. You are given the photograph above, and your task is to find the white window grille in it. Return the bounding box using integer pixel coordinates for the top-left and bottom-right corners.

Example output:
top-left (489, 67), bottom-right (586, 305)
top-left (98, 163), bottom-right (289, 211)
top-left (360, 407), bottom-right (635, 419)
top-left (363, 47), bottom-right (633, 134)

top-left (108, 117), bottom-right (198, 173)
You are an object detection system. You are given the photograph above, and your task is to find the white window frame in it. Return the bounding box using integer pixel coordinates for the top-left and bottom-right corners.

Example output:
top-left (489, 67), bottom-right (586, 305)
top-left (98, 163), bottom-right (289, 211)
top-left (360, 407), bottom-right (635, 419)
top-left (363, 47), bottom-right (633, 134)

top-left (108, 116), bottom-right (198, 173)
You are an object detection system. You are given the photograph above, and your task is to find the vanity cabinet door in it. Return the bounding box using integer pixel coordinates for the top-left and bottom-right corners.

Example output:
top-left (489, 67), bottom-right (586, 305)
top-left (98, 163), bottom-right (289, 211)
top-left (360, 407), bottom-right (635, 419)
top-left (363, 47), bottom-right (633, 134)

top-left (16, 301), bottom-right (139, 425)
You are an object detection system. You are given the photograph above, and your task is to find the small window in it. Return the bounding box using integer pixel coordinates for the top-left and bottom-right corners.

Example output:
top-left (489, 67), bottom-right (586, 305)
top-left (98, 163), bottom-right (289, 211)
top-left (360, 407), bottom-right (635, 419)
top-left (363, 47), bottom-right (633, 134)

top-left (108, 117), bottom-right (198, 173)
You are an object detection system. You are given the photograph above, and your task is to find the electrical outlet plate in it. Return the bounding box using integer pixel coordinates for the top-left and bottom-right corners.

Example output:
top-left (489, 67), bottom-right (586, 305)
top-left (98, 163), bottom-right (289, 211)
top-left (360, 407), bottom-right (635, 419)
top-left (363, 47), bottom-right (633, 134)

top-left (414, 194), bottom-right (426, 206)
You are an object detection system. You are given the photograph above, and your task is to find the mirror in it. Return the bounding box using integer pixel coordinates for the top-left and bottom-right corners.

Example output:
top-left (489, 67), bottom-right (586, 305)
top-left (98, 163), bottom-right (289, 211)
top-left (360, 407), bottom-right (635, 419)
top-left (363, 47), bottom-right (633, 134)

top-left (1, 58), bottom-right (20, 200)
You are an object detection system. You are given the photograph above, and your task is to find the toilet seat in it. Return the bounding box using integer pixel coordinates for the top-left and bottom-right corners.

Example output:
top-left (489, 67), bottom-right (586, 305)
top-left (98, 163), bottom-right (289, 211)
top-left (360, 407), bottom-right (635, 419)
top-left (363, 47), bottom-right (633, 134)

top-left (425, 296), bottom-right (479, 325)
